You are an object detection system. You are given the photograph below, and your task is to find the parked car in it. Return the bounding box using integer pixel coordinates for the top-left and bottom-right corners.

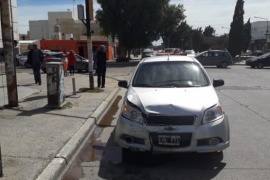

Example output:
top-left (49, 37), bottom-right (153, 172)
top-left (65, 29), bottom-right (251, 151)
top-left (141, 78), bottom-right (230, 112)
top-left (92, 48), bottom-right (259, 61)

top-left (16, 50), bottom-right (29, 66)
top-left (115, 55), bottom-right (230, 162)
top-left (41, 53), bottom-right (92, 73)
top-left (185, 49), bottom-right (196, 57)
top-left (195, 50), bottom-right (233, 68)
top-left (245, 52), bottom-right (270, 69)
top-left (18, 57), bottom-right (31, 68)
top-left (73, 54), bottom-right (91, 72)
top-left (156, 48), bottom-right (186, 56)
top-left (142, 49), bottom-right (154, 59)
top-left (17, 50), bottom-right (51, 67)
top-left (41, 52), bottom-right (66, 73)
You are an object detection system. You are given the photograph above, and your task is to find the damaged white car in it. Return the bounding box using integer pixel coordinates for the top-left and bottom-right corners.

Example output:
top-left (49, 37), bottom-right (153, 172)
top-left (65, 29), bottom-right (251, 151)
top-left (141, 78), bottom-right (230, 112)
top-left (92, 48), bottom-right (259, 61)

top-left (115, 55), bottom-right (230, 161)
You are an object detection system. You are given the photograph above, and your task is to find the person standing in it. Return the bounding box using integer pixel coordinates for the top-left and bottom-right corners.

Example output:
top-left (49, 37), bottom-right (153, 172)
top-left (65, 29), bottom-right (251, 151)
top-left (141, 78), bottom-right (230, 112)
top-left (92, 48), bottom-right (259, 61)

top-left (27, 44), bottom-right (44, 85)
top-left (67, 50), bottom-right (76, 75)
top-left (96, 45), bottom-right (107, 88)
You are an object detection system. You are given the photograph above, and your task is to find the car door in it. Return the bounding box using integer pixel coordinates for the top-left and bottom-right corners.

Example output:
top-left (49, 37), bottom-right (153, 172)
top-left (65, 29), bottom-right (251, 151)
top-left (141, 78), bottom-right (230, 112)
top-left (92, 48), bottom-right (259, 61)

top-left (196, 52), bottom-right (210, 65)
top-left (264, 54), bottom-right (270, 66)
top-left (75, 55), bottom-right (84, 70)
top-left (208, 51), bottom-right (220, 65)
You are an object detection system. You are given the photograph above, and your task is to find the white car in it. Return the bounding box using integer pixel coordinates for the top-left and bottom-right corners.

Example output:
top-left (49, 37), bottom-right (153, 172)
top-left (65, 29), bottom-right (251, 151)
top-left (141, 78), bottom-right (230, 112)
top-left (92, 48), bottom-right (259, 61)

top-left (185, 50), bottom-right (196, 57)
top-left (115, 55), bottom-right (230, 162)
top-left (19, 57), bottom-right (31, 67)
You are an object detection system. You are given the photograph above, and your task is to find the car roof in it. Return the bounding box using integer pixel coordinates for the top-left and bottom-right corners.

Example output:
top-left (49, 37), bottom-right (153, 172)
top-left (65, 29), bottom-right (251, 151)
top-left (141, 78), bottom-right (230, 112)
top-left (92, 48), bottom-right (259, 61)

top-left (44, 52), bottom-right (63, 55)
top-left (140, 55), bottom-right (196, 63)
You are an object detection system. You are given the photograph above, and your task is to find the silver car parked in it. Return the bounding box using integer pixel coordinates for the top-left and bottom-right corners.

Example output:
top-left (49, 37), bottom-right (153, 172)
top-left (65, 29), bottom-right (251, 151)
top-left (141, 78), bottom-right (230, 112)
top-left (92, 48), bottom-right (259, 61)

top-left (115, 55), bottom-right (230, 162)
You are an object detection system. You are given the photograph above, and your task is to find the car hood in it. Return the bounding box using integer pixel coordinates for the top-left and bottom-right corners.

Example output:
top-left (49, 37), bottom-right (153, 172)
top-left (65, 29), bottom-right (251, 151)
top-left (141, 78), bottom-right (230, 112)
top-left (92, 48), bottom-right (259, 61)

top-left (247, 56), bottom-right (260, 62)
top-left (126, 86), bottom-right (219, 116)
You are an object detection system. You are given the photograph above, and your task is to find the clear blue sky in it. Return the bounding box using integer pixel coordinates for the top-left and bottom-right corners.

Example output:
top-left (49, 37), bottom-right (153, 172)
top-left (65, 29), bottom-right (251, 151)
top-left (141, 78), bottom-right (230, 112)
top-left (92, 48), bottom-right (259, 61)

top-left (17, 0), bottom-right (270, 44)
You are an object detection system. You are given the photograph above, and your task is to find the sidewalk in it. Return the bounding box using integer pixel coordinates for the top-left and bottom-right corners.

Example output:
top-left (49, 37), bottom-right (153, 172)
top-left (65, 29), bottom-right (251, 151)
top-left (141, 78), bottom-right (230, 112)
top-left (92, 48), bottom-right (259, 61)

top-left (0, 66), bottom-right (122, 179)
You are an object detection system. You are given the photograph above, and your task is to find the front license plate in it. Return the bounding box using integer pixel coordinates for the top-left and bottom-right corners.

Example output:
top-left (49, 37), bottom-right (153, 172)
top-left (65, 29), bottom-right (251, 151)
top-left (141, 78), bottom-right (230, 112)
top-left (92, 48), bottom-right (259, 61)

top-left (158, 135), bottom-right (181, 146)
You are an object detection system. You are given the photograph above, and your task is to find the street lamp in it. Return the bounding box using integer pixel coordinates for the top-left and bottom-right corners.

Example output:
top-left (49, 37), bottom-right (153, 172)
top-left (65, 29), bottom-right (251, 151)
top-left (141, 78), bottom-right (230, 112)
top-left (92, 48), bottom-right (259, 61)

top-left (254, 16), bottom-right (269, 49)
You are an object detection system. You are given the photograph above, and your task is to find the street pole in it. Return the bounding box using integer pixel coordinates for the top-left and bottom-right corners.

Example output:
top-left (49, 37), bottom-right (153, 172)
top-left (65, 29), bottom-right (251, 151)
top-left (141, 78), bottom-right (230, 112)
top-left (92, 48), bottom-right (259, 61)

top-left (85, 0), bottom-right (94, 89)
top-left (0, 0), bottom-right (18, 107)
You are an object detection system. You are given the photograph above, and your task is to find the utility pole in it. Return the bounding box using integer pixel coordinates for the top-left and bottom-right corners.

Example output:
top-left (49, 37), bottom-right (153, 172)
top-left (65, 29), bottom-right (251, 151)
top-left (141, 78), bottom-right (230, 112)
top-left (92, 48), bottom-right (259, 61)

top-left (0, 0), bottom-right (19, 107)
top-left (85, 0), bottom-right (94, 89)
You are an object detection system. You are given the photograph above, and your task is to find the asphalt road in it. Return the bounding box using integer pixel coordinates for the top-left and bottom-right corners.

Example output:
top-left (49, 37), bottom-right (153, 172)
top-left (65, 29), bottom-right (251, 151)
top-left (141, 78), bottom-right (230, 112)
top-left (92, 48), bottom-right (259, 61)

top-left (61, 65), bottom-right (270, 180)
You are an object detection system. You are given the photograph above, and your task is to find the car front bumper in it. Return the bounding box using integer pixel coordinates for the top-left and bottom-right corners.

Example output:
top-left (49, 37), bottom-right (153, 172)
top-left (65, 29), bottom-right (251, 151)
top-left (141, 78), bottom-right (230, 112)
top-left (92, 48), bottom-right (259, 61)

top-left (114, 114), bottom-right (230, 153)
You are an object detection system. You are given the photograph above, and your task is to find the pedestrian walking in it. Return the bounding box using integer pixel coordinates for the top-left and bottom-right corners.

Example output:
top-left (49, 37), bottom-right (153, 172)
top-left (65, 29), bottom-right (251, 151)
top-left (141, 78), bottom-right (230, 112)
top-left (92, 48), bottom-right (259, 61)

top-left (96, 45), bottom-right (107, 88)
top-left (27, 44), bottom-right (44, 85)
top-left (67, 50), bottom-right (76, 75)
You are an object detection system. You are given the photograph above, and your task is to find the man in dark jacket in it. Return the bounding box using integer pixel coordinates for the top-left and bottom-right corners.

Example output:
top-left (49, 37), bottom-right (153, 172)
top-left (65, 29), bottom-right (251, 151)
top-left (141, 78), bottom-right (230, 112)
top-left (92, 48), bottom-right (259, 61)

top-left (96, 45), bottom-right (107, 88)
top-left (27, 44), bottom-right (44, 85)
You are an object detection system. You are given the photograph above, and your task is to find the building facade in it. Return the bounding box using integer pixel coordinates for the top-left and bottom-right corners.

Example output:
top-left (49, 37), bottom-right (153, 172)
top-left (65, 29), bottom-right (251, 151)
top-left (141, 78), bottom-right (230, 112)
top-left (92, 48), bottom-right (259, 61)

top-left (250, 21), bottom-right (270, 51)
top-left (29, 10), bottom-right (113, 45)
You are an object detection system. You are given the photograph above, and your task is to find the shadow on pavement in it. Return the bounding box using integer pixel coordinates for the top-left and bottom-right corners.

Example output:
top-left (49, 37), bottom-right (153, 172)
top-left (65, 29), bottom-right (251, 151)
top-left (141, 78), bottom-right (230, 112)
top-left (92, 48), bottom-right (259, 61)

top-left (97, 130), bottom-right (226, 180)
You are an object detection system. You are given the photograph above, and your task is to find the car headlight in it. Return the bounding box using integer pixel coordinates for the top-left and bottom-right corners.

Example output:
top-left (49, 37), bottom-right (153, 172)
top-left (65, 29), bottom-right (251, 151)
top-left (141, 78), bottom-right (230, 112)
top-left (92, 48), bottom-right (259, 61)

top-left (122, 101), bottom-right (144, 124)
top-left (203, 104), bottom-right (223, 124)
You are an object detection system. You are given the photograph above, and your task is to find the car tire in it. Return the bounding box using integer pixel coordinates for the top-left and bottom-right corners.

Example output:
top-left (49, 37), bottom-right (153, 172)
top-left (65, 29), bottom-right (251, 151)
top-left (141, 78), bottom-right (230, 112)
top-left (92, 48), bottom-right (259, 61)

top-left (220, 61), bottom-right (228, 68)
top-left (257, 63), bottom-right (264, 69)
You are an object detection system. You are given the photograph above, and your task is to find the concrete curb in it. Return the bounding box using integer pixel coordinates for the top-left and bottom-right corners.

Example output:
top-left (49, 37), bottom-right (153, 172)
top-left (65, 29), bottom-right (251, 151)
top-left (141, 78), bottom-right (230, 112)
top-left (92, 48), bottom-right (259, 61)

top-left (36, 87), bottom-right (120, 180)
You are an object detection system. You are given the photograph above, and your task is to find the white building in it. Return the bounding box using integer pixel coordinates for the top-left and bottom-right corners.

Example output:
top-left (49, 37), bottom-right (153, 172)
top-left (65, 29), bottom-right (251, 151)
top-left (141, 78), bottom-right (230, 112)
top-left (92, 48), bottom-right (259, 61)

top-left (251, 21), bottom-right (270, 50)
top-left (28, 10), bottom-right (113, 44)
top-left (0, 0), bottom-right (19, 48)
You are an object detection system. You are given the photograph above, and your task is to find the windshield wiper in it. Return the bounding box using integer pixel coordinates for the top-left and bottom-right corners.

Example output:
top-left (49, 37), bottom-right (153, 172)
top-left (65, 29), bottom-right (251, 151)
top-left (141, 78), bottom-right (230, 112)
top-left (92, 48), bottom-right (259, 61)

top-left (133, 83), bottom-right (154, 87)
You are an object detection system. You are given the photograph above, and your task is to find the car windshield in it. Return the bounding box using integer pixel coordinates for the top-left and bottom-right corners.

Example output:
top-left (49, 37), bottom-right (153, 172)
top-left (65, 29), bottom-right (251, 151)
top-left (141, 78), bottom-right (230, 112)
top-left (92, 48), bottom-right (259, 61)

top-left (132, 61), bottom-right (209, 87)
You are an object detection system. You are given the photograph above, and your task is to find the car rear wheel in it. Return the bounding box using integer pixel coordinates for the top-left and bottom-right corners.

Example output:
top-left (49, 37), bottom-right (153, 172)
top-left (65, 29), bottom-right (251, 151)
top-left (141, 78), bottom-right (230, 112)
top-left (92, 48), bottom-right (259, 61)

top-left (220, 61), bottom-right (228, 68)
top-left (257, 63), bottom-right (264, 69)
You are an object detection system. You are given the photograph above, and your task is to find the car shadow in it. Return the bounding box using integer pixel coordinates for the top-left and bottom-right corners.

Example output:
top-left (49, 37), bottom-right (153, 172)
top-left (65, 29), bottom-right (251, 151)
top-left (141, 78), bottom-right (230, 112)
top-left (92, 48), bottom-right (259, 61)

top-left (97, 130), bottom-right (226, 180)
top-left (245, 67), bottom-right (270, 70)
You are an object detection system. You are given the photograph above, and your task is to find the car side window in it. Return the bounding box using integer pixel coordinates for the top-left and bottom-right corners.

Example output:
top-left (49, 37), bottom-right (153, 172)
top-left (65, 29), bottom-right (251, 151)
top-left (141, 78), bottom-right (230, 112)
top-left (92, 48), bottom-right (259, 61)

top-left (202, 52), bottom-right (208, 57)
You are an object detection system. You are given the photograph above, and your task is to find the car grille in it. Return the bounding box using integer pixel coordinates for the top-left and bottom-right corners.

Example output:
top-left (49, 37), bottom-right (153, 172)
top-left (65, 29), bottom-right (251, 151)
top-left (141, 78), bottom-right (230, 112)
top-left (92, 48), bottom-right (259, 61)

top-left (144, 114), bottom-right (195, 126)
top-left (150, 133), bottom-right (192, 148)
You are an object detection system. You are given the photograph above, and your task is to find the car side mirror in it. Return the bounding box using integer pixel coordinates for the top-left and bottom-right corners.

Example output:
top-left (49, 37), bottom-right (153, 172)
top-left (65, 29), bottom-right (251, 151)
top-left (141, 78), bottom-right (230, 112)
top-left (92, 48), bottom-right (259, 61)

top-left (213, 79), bottom-right (224, 87)
top-left (118, 80), bottom-right (128, 89)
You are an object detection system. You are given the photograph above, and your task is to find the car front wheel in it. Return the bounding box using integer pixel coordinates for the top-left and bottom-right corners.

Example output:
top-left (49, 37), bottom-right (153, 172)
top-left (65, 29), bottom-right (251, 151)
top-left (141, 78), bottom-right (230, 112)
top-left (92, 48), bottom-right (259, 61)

top-left (220, 61), bottom-right (228, 68)
top-left (257, 63), bottom-right (264, 69)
